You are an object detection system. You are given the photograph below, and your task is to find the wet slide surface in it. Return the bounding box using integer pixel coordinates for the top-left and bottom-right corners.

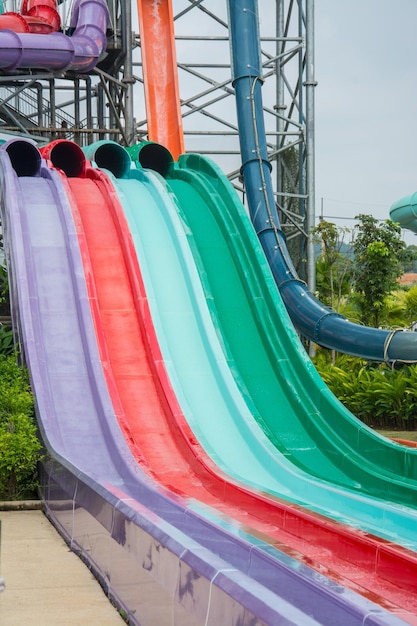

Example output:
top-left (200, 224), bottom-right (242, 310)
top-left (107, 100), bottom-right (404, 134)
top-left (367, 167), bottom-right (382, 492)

top-left (75, 143), bottom-right (417, 620)
top-left (130, 0), bottom-right (417, 540)
top-left (4, 145), bottom-right (320, 626)
top-left (161, 154), bottom-right (417, 511)
top-left (2, 0), bottom-right (416, 623)
top-left (1, 135), bottom-right (415, 623)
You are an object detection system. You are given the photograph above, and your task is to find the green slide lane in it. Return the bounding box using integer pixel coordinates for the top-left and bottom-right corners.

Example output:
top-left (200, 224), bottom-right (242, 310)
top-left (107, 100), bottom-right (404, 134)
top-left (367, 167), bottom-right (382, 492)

top-left (161, 153), bottom-right (417, 507)
top-left (104, 158), bottom-right (417, 550)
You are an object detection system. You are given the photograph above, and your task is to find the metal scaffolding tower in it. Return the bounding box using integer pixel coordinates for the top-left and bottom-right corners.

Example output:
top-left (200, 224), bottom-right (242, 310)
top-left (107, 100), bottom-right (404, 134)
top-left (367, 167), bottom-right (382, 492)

top-left (0, 0), bottom-right (315, 283)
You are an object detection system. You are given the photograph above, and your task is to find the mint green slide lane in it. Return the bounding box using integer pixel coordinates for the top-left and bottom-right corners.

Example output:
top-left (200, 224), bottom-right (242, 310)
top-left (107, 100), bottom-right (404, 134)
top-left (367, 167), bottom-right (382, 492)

top-left (161, 153), bottom-right (417, 505)
top-left (103, 158), bottom-right (417, 551)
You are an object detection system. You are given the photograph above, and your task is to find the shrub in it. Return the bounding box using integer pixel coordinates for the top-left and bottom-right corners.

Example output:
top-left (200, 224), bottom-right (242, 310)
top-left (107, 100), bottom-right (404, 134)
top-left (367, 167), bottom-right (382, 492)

top-left (313, 351), bottom-right (417, 429)
top-left (0, 354), bottom-right (41, 500)
top-left (0, 262), bottom-right (10, 317)
top-left (0, 323), bottom-right (15, 356)
top-left (406, 285), bottom-right (417, 322)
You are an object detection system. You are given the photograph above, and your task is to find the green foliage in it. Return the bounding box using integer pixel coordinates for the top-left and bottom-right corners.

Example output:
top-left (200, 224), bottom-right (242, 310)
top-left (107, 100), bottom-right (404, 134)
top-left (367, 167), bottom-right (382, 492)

top-left (0, 235), bottom-right (41, 500)
top-left (313, 220), bottom-right (353, 310)
top-left (0, 262), bottom-right (10, 317)
top-left (315, 257), bottom-right (333, 306)
top-left (312, 217), bottom-right (417, 330)
top-left (315, 255), bottom-right (353, 309)
top-left (0, 324), bottom-right (15, 356)
top-left (0, 251), bottom-right (15, 355)
top-left (383, 290), bottom-right (408, 328)
top-left (0, 355), bottom-right (41, 500)
top-left (353, 215), bottom-right (406, 327)
top-left (405, 285), bottom-right (417, 322)
top-left (314, 351), bottom-right (417, 429)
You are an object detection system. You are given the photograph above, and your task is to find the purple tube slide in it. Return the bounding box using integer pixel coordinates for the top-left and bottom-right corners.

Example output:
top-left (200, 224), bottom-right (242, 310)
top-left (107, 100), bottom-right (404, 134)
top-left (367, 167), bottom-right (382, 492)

top-left (0, 0), bottom-right (109, 72)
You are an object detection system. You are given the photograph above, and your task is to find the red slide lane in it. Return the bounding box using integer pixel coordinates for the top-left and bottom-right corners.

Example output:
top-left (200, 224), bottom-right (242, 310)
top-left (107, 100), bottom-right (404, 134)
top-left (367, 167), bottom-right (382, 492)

top-left (136, 0), bottom-right (184, 160)
top-left (56, 163), bottom-right (417, 623)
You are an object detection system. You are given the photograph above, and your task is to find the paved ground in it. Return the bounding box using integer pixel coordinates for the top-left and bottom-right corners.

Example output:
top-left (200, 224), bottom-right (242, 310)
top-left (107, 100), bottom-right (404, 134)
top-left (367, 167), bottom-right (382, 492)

top-left (0, 506), bottom-right (126, 626)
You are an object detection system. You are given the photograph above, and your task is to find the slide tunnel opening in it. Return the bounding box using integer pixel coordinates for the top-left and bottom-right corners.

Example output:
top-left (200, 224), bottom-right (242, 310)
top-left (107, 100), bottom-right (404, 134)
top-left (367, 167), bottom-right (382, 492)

top-left (5, 140), bottom-right (41, 177)
top-left (136, 142), bottom-right (173, 177)
top-left (44, 141), bottom-right (85, 178)
top-left (92, 143), bottom-right (131, 178)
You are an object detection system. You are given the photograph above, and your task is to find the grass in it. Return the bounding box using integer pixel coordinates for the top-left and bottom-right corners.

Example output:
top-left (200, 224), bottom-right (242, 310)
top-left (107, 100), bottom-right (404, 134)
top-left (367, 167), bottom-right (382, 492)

top-left (378, 430), bottom-right (417, 443)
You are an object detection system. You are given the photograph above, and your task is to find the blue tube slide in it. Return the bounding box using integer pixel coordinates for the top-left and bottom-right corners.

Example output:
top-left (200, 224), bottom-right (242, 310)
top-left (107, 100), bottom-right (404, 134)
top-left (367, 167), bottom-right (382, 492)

top-left (1, 138), bottom-right (402, 625)
top-left (0, 0), bottom-right (108, 72)
top-left (227, 0), bottom-right (417, 364)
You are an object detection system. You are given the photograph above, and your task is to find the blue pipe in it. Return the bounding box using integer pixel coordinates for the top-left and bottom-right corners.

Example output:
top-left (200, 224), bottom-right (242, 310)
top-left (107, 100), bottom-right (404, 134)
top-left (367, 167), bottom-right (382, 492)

top-left (227, 0), bottom-right (417, 364)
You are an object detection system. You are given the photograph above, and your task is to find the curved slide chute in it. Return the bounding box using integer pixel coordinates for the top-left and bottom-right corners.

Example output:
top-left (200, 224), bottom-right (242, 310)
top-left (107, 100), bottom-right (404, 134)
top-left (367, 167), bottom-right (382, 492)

top-left (0, 2), bottom-right (416, 623)
top-left (3, 136), bottom-right (379, 626)
top-left (227, 0), bottom-right (417, 365)
top-left (0, 0), bottom-right (108, 72)
top-left (132, 144), bottom-right (417, 512)
top-left (77, 138), bottom-right (417, 620)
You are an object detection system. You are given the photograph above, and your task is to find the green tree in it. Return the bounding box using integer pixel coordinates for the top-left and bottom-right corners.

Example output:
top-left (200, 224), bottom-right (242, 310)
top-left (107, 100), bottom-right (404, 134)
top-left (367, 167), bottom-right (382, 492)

top-left (353, 214), bottom-right (406, 327)
top-left (312, 220), bottom-right (353, 311)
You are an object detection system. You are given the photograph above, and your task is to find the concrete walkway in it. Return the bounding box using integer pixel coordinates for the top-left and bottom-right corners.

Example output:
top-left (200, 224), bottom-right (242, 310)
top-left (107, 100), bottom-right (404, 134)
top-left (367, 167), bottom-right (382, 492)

top-left (0, 506), bottom-right (126, 626)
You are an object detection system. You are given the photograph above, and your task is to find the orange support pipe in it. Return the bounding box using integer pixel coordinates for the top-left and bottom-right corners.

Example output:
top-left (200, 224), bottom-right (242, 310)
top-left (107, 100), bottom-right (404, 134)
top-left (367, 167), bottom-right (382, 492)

top-left (136, 0), bottom-right (184, 160)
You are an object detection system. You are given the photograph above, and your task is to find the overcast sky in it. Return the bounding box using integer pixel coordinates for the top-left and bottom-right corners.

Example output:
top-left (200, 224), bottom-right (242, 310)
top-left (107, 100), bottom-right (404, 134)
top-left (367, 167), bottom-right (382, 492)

top-left (314, 0), bottom-right (417, 245)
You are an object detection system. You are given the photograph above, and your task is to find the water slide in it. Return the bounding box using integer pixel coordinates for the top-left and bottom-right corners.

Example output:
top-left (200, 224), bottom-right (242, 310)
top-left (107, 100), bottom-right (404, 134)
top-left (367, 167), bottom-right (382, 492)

top-left (138, 144), bottom-right (417, 505)
top-left (123, 142), bottom-right (417, 514)
top-left (1, 1), bottom-right (417, 624)
top-left (90, 137), bottom-right (417, 614)
top-left (4, 137), bottom-right (412, 625)
top-left (227, 0), bottom-right (417, 365)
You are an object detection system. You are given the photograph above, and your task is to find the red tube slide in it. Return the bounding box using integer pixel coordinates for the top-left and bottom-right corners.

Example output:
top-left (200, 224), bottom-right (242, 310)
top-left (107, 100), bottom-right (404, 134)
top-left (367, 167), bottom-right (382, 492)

top-left (0, 0), bottom-right (61, 34)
